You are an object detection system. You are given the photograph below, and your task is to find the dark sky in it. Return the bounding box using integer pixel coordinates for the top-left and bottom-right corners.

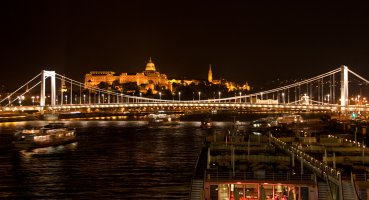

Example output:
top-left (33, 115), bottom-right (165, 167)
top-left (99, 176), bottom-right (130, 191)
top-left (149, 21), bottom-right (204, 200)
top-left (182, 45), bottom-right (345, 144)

top-left (1, 0), bottom-right (369, 90)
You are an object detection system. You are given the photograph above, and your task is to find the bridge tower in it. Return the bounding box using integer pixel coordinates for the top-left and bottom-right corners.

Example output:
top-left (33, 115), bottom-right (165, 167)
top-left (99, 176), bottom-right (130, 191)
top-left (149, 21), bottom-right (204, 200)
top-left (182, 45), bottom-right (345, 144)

top-left (40, 70), bottom-right (56, 107)
top-left (340, 65), bottom-right (348, 109)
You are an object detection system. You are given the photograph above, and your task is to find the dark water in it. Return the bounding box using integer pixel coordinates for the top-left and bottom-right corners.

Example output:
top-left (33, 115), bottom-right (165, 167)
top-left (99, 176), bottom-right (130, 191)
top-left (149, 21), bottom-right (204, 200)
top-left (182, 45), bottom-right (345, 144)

top-left (0, 120), bottom-right (228, 199)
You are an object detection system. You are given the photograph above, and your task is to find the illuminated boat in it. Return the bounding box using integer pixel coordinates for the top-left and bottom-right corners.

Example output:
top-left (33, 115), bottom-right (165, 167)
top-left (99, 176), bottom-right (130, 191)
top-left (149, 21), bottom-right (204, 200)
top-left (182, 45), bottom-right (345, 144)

top-left (200, 118), bottom-right (213, 129)
top-left (148, 113), bottom-right (180, 126)
top-left (276, 114), bottom-right (303, 125)
top-left (13, 123), bottom-right (76, 150)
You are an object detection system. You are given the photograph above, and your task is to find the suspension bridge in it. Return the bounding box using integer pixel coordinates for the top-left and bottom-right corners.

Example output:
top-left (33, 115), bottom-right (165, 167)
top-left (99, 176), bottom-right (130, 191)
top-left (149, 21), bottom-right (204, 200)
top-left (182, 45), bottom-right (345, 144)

top-left (1, 65), bottom-right (369, 113)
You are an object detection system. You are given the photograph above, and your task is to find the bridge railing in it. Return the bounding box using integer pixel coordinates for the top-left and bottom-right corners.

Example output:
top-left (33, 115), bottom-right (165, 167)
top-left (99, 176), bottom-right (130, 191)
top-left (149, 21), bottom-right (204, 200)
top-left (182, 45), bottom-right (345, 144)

top-left (270, 135), bottom-right (341, 182)
top-left (205, 171), bottom-right (314, 183)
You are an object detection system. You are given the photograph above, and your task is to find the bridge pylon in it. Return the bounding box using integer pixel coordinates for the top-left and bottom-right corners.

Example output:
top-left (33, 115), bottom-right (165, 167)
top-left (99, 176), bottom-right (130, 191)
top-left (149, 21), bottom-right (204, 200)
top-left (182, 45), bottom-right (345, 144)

top-left (40, 70), bottom-right (56, 107)
top-left (340, 65), bottom-right (348, 110)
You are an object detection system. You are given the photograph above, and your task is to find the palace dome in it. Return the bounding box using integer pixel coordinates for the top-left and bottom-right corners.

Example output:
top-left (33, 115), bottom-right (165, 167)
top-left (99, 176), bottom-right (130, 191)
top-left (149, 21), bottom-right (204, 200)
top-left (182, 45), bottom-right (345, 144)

top-left (145, 58), bottom-right (156, 71)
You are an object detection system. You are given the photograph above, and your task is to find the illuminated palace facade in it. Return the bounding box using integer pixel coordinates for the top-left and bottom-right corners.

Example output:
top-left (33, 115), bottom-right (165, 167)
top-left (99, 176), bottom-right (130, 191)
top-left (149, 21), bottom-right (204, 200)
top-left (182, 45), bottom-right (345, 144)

top-left (84, 59), bottom-right (250, 94)
top-left (84, 58), bottom-right (170, 94)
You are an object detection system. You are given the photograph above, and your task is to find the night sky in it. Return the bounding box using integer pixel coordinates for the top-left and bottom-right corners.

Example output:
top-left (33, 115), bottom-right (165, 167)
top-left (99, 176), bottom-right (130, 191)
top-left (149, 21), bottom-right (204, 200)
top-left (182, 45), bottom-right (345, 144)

top-left (1, 1), bottom-right (369, 90)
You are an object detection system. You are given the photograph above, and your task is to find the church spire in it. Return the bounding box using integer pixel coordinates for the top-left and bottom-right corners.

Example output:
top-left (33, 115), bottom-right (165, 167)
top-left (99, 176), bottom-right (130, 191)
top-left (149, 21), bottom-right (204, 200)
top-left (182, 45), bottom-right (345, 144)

top-left (208, 64), bottom-right (213, 83)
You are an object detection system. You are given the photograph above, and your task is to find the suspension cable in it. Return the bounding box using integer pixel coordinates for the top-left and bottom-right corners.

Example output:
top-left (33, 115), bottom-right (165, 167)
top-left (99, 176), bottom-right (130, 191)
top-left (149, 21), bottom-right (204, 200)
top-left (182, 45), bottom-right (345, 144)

top-left (4, 81), bottom-right (41, 107)
top-left (348, 69), bottom-right (369, 84)
top-left (0, 72), bottom-right (41, 104)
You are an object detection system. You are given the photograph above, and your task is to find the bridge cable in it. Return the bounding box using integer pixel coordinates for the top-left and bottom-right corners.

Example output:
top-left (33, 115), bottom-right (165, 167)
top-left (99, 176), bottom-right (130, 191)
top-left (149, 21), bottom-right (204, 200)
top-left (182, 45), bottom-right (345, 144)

top-left (0, 72), bottom-right (41, 104)
top-left (219, 68), bottom-right (341, 102)
top-left (348, 69), bottom-right (369, 84)
top-left (4, 81), bottom-right (42, 107)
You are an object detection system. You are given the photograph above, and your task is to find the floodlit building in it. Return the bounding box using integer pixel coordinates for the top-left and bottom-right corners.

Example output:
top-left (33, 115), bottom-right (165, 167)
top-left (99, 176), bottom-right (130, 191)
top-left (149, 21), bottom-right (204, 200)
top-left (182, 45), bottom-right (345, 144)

top-left (207, 64), bottom-right (251, 92)
top-left (83, 59), bottom-right (251, 95)
top-left (84, 58), bottom-right (170, 93)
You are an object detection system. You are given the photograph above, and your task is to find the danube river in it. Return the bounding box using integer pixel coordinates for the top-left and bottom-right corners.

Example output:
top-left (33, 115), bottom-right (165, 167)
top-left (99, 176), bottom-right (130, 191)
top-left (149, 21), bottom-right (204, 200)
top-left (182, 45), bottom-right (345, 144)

top-left (0, 120), bottom-right (230, 199)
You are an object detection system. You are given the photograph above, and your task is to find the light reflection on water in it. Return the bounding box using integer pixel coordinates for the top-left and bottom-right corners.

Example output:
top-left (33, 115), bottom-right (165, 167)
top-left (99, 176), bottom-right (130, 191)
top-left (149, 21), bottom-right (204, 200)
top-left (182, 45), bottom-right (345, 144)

top-left (0, 120), bottom-right (227, 199)
top-left (20, 142), bottom-right (78, 156)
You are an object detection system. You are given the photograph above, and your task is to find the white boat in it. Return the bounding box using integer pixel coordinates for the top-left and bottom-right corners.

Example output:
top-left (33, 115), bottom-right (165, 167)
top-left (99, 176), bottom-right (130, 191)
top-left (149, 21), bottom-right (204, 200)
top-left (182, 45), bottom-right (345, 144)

top-left (148, 113), bottom-right (180, 126)
top-left (276, 114), bottom-right (303, 125)
top-left (13, 123), bottom-right (76, 150)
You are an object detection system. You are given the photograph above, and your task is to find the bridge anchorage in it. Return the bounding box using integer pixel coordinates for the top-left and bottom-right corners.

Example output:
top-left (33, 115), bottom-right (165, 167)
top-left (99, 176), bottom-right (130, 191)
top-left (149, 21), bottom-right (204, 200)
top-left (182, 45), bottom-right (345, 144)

top-left (1, 65), bottom-right (368, 113)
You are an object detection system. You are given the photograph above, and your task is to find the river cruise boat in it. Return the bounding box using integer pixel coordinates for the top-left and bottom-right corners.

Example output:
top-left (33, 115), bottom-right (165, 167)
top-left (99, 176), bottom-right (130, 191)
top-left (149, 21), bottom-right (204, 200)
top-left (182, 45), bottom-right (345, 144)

top-left (13, 123), bottom-right (76, 150)
top-left (148, 113), bottom-right (180, 126)
top-left (276, 114), bottom-right (303, 125)
top-left (200, 118), bottom-right (213, 129)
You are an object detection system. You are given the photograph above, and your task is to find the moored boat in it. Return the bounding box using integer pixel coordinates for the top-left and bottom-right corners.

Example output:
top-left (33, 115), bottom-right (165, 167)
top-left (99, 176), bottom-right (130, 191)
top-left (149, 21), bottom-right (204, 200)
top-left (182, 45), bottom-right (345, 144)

top-left (13, 123), bottom-right (76, 150)
top-left (148, 113), bottom-right (180, 126)
top-left (200, 118), bottom-right (213, 129)
top-left (276, 114), bottom-right (303, 125)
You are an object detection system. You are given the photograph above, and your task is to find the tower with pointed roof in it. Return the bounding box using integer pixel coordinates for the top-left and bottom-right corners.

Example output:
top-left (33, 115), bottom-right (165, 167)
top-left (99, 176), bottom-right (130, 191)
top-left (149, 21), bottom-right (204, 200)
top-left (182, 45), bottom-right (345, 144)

top-left (208, 64), bottom-right (213, 83)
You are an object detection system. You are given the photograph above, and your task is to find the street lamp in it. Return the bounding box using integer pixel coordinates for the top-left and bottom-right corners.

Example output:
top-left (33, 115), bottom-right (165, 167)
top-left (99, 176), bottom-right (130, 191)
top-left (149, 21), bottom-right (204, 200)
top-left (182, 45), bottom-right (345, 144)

top-left (218, 91), bottom-right (221, 102)
top-left (327, 94), bottom-right (330, 104)
top-left (102, 94), bottom-right (105, 103)
top-left (357, 95), bottom-right (361, 113)
top-left (32, 96), bottom-right (35, 106)
top-left (198, 91), bottom-right (201, 101)
top-left (239, 92), bottom-right (242, 103)
top-left (282, 92), bottom-right (285, 104)
top-left (65, 95), bottom-right (68, 104)
top-left (358, 95), bottom-right (361, 105)
top-left (83, 94), bottom-right (86, 104)
top-left (178, 92), bottom-right (181, 101)
top-left (159, 92), bottom-right (162, 100)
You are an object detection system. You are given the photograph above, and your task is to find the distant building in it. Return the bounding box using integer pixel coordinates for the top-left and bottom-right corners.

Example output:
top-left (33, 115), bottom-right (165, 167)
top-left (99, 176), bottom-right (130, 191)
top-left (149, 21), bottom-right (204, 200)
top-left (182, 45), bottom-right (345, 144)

top-left (208, 64), bottom-right (213, 83)
top-left (84, 58), bottom-right (170, 94)
top-left (84, 71), bottom-right (117, 86)
top-left (168, 78), bottom-right (201, 86)
top-left (207, 64), bottom-right (251, 92)
top-left (84, 59), bottom-right (250, 95)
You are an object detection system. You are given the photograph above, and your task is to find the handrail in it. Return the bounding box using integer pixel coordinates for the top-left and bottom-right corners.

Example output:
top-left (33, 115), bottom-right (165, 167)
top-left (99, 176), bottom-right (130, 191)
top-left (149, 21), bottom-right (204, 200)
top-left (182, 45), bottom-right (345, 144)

top-left (325, 172), bottom-right (335, 200)
top-left (189, 146), bottom-right (205, 199)
top-left (270, 135), bottom-right (341, 182)
top-left (205, 171), bottom-right (314, 182)
top-left (351, 172), bottom-right (361, 200)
